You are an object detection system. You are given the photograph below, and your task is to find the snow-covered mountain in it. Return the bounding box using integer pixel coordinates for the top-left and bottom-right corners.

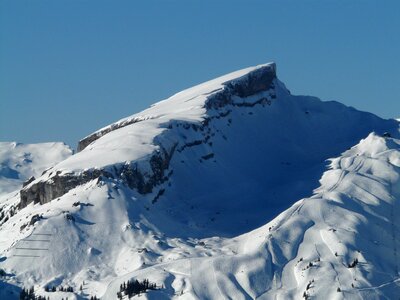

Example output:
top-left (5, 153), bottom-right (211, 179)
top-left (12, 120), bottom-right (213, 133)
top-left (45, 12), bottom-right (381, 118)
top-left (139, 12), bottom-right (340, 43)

top-left (0, 142), bottom-right (72, 196)
top-left (0, 63), bottom-right (399, 299)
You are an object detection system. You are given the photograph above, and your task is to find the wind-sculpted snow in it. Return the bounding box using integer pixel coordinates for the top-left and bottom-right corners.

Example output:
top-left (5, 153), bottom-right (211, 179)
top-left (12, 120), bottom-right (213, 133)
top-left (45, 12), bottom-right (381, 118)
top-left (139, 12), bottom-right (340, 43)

top-left (0, 63), bottom-right (399, 299)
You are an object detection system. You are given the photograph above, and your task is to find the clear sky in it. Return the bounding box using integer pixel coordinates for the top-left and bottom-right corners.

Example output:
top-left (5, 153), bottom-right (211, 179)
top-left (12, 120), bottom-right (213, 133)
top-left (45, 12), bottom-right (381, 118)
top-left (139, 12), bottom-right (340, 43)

top-left (1, 0), bottom-right (399, 148)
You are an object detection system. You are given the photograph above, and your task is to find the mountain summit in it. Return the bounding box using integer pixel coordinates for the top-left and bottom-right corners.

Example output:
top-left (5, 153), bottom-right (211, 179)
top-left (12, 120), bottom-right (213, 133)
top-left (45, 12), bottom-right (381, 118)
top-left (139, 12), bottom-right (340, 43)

top-left (0, 63), bottom-right (399, 299)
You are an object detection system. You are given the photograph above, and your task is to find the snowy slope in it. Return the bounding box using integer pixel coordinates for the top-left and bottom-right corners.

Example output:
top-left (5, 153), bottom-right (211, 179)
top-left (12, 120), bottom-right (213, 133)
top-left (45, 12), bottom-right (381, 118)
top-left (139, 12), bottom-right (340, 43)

top-left (0, 142), bottom-right (72, 196)
top-left (0, 63), bottom-right (399, 299)
top-left (100, 132), bottom-right (400, 299)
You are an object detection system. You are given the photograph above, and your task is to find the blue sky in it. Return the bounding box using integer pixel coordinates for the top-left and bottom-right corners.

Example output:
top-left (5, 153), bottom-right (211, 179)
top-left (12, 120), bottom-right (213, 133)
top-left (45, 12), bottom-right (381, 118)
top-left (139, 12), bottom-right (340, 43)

top-left (1, 0), bottom-right (399, 148)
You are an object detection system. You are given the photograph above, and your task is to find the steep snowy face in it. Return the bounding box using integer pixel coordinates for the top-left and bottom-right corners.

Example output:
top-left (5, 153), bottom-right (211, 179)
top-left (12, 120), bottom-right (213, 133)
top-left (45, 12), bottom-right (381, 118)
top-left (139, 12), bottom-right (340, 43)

top-left (100, 133), bottom-right (400, 300)
top-left (0, 142), bottom-right (72, 196)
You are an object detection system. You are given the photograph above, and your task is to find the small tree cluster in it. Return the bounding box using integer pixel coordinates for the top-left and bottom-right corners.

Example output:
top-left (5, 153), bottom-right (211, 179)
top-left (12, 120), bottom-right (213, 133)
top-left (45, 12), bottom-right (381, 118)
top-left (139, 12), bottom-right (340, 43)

top-left (19, 287), bottom-right (34, 300)
top-left (117, 278), bottom-right (157, 299)
top-left (306, 279), bottom-right (314, 290)
top-left (348, 258), bottom-right (359, 268)
top-left (19, 287), bottom-right (48, 300)
top-left (44, 285), bottom-right (74, 292)
top-left (90, 296), bottom-right (99, 300)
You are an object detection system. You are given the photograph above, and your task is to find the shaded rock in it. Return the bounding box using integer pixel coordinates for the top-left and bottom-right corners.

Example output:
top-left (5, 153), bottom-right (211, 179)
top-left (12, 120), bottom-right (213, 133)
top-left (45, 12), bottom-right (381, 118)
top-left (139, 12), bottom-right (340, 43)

top-left (29, 214), bottom-right (43, 226)
top-left (22, 176), bottom-right (35, 187)
top-left (20, 169), bottom-right (112, 209)
top-left (64, 213), bottom-right (75, 222)
top-left (206, 63), bottom-right (276, 109)
top-left (20, 144), bottom-right (177, 208)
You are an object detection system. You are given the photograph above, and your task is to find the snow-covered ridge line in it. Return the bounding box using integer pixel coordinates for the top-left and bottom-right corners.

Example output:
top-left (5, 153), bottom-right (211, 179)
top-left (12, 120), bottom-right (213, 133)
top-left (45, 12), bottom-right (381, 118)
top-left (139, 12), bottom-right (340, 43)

top-left (77, 115), bottom-right (158, 152)
top-left (77, 63), bottom-right (276, 152)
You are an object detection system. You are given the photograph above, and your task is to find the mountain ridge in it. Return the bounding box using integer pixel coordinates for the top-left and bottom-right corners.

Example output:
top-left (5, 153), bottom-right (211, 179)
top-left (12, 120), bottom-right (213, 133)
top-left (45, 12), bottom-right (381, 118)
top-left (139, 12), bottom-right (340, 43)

top-left (0, 62), bottom-right (399, 299)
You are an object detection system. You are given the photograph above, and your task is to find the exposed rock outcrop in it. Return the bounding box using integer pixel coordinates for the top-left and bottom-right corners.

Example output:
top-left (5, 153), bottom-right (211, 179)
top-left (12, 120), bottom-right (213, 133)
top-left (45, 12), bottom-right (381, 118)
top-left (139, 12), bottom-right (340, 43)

top-left (19, 144), bottom-right (177, 208)
top-left (206, 63), bottom-right (276, 109)
top-left (117, 144), bottom-right (177, 194)
top-left (20, 169), bottom-right (111, 208)
top-left (22, 176), bottom-right (35, 187)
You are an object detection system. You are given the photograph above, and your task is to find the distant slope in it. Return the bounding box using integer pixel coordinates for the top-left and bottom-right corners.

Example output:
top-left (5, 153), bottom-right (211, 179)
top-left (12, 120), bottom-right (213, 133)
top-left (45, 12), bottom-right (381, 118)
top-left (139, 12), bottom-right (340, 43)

top-left (0, 142), bottom-right (72, 196)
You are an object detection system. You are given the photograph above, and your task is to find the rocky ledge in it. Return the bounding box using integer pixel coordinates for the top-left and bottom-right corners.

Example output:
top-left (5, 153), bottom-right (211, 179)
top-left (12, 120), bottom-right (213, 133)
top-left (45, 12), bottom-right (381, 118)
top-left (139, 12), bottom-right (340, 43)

top-left (20, 144), bottom-right (176, 208)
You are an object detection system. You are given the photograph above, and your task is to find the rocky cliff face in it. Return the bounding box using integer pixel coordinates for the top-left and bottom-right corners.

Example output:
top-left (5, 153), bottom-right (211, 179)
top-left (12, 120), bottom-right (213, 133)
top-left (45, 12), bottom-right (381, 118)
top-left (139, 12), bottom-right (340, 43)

top-left (19, 169), bottom-right (108, 208)
top-left (19, 143), bottom-right (177, 208)
top-left (206, 63), bottom-right (276, 109)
